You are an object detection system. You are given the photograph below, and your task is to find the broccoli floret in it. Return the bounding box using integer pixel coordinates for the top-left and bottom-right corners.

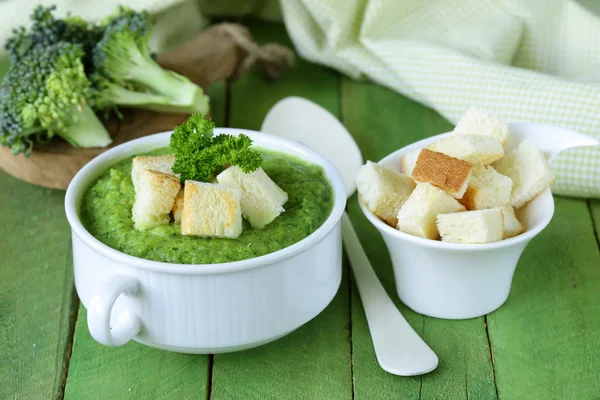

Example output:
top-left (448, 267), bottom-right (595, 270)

top-left (5, 6), bottom-right (103, 74)
top-left (92, 7), bottom-right (208, 114)
top-left (170, 114), bottom-right (262, 182)
top-left (0, 42), bottom-right (112, 155)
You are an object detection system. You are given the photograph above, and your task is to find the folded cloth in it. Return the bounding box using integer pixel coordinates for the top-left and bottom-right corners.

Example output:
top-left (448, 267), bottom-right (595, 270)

top-left (279, 0), bottom-right (600, 197)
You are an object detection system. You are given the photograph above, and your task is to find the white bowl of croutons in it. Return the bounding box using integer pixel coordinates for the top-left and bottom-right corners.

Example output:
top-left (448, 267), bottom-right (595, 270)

top-left (65, 127), bottom-right (346, 353)
top-left (357, 108), bottom-right (568, 319)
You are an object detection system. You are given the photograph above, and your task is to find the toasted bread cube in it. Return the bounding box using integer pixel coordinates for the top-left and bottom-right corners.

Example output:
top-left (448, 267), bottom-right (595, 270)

top-left (355, 161), bottom-right (416, 226)
top-left (498, 205), bottom-right (524, 239)
top-left (412, 148), bottom-right (472, 199)
top-left (453, 106), bottom-right (509, 145)
top-left (427, 134), bottom-right (504, 165)
top-left (493, 140), bottom-right (556, 208)
top-left (437, 208), bottom-right (504, 244)
top-left (400, 149), bottom-right (421, 176)
top-left (181, 181), bottom-right (242, 238)
top-left (132, 170), bottom-right (181, 230)
top-left (171, 189), bottom-right (184, 224)
top-left (460, 165), bottom-right (513, 210)
top-left (216, 166), bottom-right (288, 229)
top-left (396, 183), bottom-right (466, 239)
top-left (132, 155), bottom-right (177, 193)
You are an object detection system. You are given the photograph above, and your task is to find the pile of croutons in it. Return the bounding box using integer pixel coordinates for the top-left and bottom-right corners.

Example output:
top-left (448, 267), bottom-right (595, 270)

top-left (356, 107), bottom-right (556, 244)
top-left (130, 156), bottom-right (288, 239)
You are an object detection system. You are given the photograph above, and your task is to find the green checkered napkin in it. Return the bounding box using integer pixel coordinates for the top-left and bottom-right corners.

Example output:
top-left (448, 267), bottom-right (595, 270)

top-left (279, 0), bottom-right (600, 198)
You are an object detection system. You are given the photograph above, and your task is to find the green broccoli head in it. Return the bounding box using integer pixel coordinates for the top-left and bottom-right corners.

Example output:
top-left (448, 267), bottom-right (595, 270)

top-left (93, 7), bottom-right (151, 85)
top-left (170, 114), bottom-right (263, 182)
top-left (92, 7), bottom-right (208, 114)
top-left (0, 42), bottom-right (111, 155)
top-left (5, 5), bottom-right (103, 74)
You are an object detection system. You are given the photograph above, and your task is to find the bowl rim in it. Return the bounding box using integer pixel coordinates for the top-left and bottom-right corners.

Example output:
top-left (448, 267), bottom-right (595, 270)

top-left (358, 128), bottom-right (555, 251)
top-left (65, 128), bottom-right (347, 274)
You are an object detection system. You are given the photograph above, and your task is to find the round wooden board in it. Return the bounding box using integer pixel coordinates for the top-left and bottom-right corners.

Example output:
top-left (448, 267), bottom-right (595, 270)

top-left (0, 109), bottom-right (196, 190)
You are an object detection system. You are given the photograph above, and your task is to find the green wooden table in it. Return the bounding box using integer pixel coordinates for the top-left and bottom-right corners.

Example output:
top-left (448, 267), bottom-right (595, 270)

top-left (2, 21), bottom-right (600, 400)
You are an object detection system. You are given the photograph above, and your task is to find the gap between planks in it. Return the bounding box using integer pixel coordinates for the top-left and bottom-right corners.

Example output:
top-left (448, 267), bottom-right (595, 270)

top-left (587, 200), bottom-right (600, 250)
top-left (339, 74), bottom-right (357, 400)
top-left (206, 78), bottom-right (233, 400)
top-left (56, 241), bottom-right (81, 400)
top-left (484, 316), bottom-right (499, 400)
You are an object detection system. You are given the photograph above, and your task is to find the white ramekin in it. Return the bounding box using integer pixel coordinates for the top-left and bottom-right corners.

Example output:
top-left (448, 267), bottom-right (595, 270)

top-left (359, 123), bottom-right (557, 320)
top-left (65, 129), bottom-right (346, 353)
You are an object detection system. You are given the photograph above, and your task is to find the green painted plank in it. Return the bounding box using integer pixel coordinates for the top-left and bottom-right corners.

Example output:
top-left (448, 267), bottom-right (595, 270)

top-left (488, 197), bottom-right (600, 400)
top-left (63, 79), bottom-right (227, 400)
top-left (209, 20), bottom-right (353, 400)
top-left (341, 79), bottom-right (498, 400)
top-left (226, 21), bottom-right (340, 131)
top-left (0, 176), bottom-right (76, 399)
top-left (63, 308), bottom-right (209, 400)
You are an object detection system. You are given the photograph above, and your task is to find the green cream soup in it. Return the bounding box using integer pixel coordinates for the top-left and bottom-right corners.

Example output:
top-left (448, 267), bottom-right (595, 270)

top-left (80, 148), bottom-right (334, 264)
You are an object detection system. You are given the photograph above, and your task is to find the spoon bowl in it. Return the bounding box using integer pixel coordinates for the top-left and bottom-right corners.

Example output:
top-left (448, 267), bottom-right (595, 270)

top-left (505, 122), bottom-right (599, 161)
top-left (262, 96), bottom-right (363, 197)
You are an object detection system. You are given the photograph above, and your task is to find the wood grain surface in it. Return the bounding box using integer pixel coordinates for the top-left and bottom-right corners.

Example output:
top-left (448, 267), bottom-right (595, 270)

top-left (1, 19), bottom-right (600, 400)
top-left (0, 175), bottom-right (75, 399)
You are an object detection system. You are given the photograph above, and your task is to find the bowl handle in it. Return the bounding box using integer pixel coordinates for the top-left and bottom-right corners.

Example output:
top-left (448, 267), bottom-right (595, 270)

top-left (87, 274), bottom-right (141, 346)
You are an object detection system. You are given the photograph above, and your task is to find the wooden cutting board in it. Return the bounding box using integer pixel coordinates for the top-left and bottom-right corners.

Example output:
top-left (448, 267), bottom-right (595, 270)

top-left (0, 24), bottom-right (249, 190)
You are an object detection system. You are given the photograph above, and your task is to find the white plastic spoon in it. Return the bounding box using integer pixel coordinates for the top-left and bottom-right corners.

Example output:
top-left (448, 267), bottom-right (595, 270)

top-left (261, 96), bottom-right (439, 376)
top-left (506, 122), bottom-right (599, 162)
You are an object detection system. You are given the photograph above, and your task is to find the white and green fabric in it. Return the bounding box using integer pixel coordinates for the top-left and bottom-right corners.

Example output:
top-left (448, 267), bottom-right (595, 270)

top-left (0, 0), bottom-right (598, 197)
top-left (279, 0), bottom-right (600, 197)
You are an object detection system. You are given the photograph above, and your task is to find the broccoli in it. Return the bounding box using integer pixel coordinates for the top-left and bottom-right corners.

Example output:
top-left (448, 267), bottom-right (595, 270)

top-left (0, 42), bottom-right (112, 155)
top-left (170, 114), bottom-right (262, 182)
top-left (5, 6), bottom-right (103, 74)
top-left (92, 7), bottom-right (209, 114)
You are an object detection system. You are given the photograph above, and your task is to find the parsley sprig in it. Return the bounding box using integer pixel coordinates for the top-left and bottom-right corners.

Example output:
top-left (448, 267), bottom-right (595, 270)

top-left (170, 113), bottom-right (262, 182)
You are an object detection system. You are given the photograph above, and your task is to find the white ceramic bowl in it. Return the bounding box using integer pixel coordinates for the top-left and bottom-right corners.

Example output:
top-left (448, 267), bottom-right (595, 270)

top-left (359, 123), bottom-right (556, 320)
top-left (65, 129), bottom-right (346, 353)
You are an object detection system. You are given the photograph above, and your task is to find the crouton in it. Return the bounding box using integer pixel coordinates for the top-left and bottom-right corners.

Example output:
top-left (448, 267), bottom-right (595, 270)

top-left (427, 134), bottom-right (504, 165)
top-left (181, 181), bottom-right (243, 238)
top-left (498, 205), bottom-right (524, 239)
top-left (396, 182), bottom-right (466, 239)
top-left (355, 161), bottom-right (416, 226)
top-left (172, 189), bottom-right (184, 224)
top-left (460, 165), bottom-right (513, 210)
top-left (493, 139), bottom-right (556, 208)
top-left (216, 166), bottom-right (288, 229)
top-left (400, 149), bottom-right (421, 176)
top-left (453, 106), bottom-right (509, 145)
top-left (132, 170), bottom-right (181, 230)
top-left (131, 155), bottom-right (176, 193)
top-left (411, 148), bottom-right (472, 199)
top-left (437, 208), bottom-right (504, 244)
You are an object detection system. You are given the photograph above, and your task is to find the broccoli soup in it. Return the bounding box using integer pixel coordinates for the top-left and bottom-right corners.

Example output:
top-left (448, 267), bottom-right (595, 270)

top-left (80, 149), bottom-right (334, 264)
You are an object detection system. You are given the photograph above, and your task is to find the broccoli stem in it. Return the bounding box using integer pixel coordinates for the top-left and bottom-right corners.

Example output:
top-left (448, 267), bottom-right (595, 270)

top-left (58, 104), bottom-right (112, 148)
top-left (106, 82), bottom-right (209, 114)
top-left (124, 46), bottom-right (205, 107)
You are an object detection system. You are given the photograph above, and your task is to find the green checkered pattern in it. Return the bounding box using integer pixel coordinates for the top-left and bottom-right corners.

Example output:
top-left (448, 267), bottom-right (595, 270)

top-left (280, 0), bottom-right (600, 198)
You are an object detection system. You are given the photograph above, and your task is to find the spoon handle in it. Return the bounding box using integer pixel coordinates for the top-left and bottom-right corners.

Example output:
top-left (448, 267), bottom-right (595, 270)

top-left (341, 212), bottom-right (438, 376)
